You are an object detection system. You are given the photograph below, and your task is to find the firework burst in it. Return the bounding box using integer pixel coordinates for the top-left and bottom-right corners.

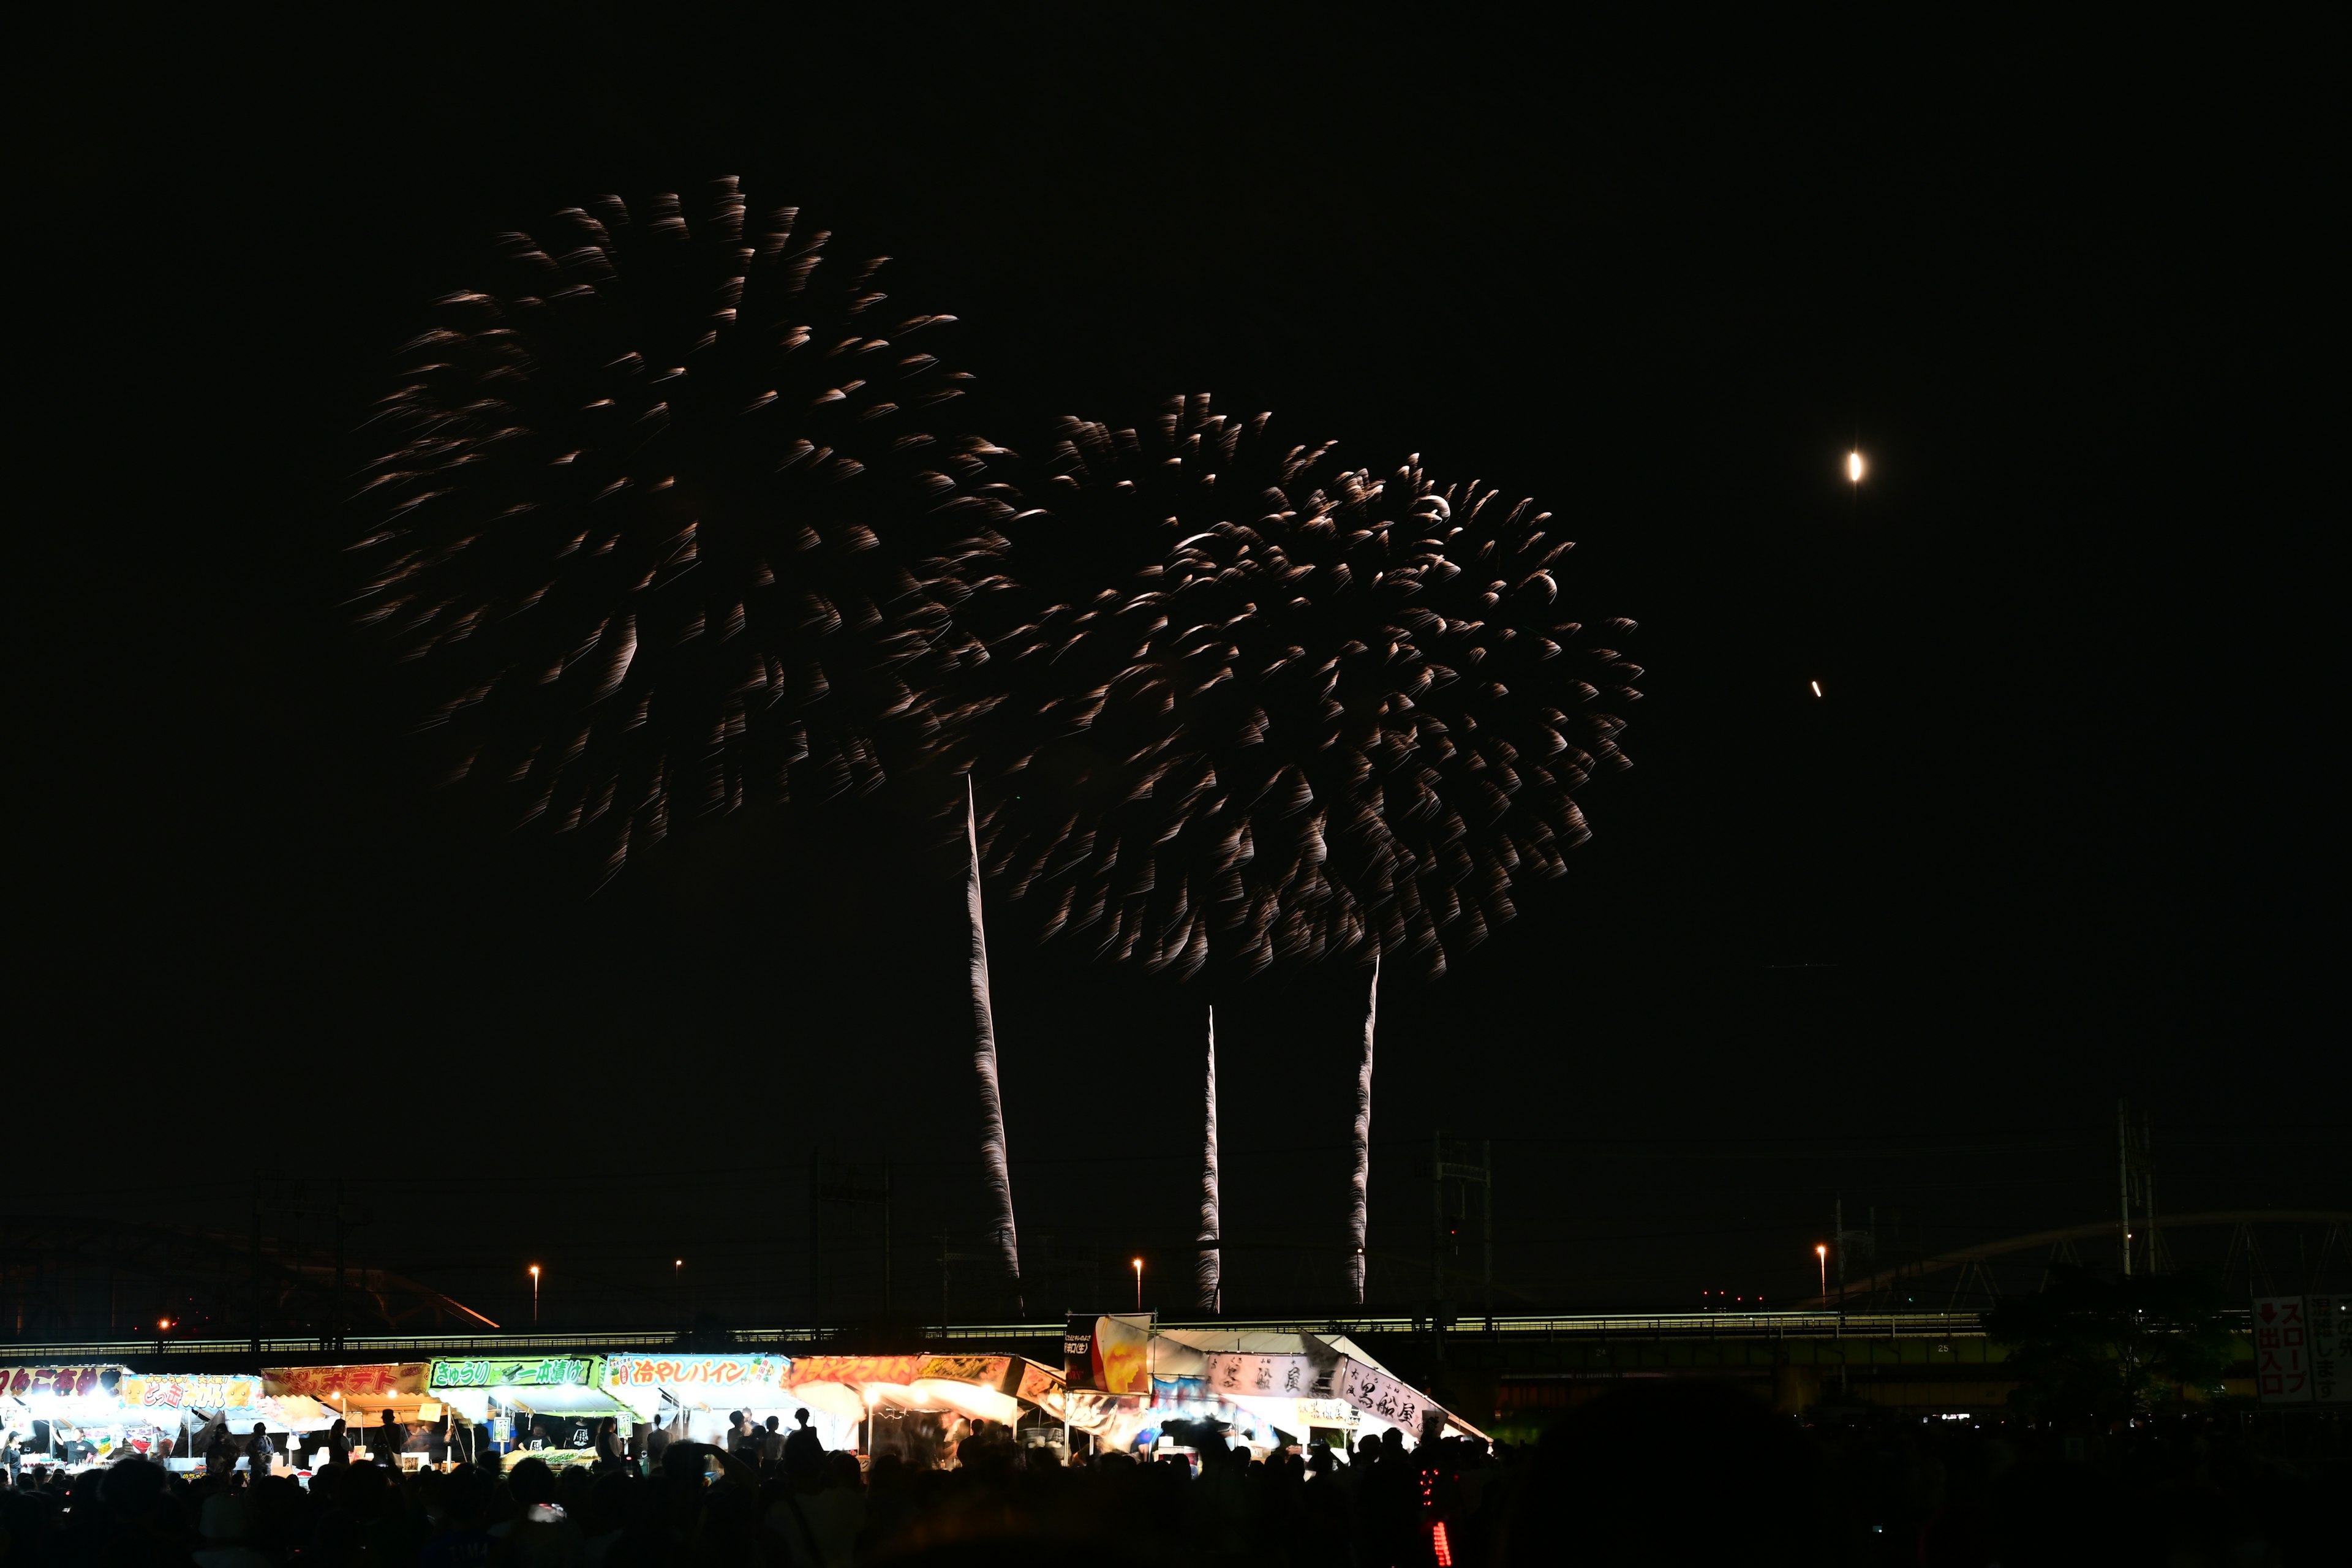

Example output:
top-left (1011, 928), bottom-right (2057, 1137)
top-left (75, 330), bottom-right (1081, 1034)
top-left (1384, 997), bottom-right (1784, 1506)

top-left (348, 178), bottom-right (1015, 883)
top-left (976, 395), bottom-right (1635, 979)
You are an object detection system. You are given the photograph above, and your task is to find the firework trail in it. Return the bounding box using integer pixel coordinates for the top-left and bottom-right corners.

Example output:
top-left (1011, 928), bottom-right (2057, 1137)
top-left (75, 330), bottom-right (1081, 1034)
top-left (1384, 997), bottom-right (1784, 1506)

top-left (349, 178), bottom-right (1016, 884)
top-left (350, 181), bottom-right (1027, 1305)
top-left (978, 396), bottom-right (1637, 1301)
top-left (963, 774), bottom-right (1022, 1309)
top-left (1198, 1005), bottom-right (1221, 1313)
top-left (1346, 953), bottom-right (1377, 1303)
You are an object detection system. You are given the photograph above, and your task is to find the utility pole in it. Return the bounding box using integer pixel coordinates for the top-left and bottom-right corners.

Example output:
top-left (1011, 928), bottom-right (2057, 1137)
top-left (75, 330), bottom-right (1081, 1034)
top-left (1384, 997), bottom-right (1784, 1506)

top-left (334, 1181), bottom-right (347, 1351)
top-left (1834, 1196), bottom-right (1846, 1304)
top-left (1482, 1139), bottom-right (1494, 1329)
top-left (1431, 1128), bottom-right (1444, 1311)
top-left (251, 1179), bottom-right (264, 1356)
top-left (2126, 1100), bottom-right (2145, 1278)
top-left (882, 1158), bottom-right (893, 1317)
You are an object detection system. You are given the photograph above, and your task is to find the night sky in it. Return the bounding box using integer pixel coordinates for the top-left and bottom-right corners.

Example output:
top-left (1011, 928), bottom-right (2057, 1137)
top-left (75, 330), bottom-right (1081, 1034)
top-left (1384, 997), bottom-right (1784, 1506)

top-left (15, 15), bottom-right (2331, 1327)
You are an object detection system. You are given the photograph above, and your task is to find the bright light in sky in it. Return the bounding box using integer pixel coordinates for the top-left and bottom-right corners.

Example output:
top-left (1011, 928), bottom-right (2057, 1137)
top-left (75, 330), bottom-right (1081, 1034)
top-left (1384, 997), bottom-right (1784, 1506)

top-left (1811, 680), bottom-right (1823, 698)
top-left (1847, 450), bottom-right (1865, 483)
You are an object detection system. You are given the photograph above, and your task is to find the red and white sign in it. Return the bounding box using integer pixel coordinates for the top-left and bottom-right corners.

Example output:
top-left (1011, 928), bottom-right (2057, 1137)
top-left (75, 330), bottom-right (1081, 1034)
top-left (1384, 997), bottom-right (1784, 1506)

top-left (2253, 1296), bottom-right (2312, 1404)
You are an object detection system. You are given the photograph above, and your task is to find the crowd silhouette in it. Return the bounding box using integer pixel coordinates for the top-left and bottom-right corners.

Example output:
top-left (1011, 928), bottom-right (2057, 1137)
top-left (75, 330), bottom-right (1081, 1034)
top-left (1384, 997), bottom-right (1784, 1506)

top-left (1, 1384), bottom-right (2342, 1567)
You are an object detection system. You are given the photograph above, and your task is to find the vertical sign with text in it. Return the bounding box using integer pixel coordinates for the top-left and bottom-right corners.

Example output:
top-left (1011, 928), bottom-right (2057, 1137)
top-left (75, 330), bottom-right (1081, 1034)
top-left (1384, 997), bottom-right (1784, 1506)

top-left (2305, 1295), bottom-right (2348, 1404)
top-left (2253, 1296), bottom-right (2312, 1404)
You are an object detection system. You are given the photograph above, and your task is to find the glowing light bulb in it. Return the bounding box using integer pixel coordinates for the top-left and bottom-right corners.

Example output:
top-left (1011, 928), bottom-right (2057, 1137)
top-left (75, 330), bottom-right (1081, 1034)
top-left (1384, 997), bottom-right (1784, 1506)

top-left (1847, 451), bottom-right (1864, 483)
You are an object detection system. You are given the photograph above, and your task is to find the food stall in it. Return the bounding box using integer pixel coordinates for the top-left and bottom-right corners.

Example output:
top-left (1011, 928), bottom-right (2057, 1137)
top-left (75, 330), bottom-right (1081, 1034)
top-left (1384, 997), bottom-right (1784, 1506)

top-left (2, 1365), bottom-right (134, 1474)
top-left (600, 1352), bottom-right (794, 1448)
top-left (118, 1373), bottom-right (337, 1473)
top-left (776, 1353), bottom-right (1069, 1462)
top-left (1, 1365), bottom-right (334, 1476)
top-left (428, 1355), bottom-right (636, 1469)
top-left (1055, 1316), bottom-right (1488, 1459)
top-left (262, 1363), bottom-right (441, 1466)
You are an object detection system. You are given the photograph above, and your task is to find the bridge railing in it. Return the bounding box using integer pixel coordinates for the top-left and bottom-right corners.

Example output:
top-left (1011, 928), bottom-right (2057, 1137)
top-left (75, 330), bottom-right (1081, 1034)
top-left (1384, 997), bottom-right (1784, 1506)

top-left (1, 1307), bottom-right (2253, 1362)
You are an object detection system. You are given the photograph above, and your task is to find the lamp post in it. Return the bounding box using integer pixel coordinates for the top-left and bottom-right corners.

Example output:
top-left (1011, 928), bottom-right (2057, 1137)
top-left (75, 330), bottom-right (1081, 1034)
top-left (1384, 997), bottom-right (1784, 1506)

top-left (529, 1265), bottom-right (540, 1325)
top-left (1132, 1258), bottom-right (1143, 1313)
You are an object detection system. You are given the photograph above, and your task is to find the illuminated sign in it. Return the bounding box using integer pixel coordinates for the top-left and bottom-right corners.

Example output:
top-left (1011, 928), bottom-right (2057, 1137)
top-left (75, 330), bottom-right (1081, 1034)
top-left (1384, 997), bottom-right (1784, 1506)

top-left (264, 1364), bottom-right (427, 1400)
top-left (120, 1376), bottom-right (258, 1410)
top-left (602, 1355), bottom-right (788, 1390)
top-left (2, 1367), bottom-right (124, 1400)
top-left (428, 1356), bottom-right (598, 1390)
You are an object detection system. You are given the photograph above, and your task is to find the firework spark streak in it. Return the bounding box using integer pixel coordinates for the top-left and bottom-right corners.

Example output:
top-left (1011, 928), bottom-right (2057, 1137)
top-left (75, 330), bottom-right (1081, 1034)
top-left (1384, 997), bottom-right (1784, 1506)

top-left (349, 178), bottom-right (1014, 881)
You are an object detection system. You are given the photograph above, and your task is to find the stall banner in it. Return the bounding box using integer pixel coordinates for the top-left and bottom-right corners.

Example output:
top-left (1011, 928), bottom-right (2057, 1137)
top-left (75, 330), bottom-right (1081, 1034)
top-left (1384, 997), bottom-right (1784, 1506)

top-left (604, 1355), bottom-right (788, 1392)
top-left (265, 1365), bottom-right (427, 1400)
top-left (917, 1355), bottom-right (1011, 1393)
top-left (1204, 1353), bottom-right (1325, 1401)
top-left (429, 1356), bottom-right (600, 1390)
top-left (2, 1367), bottom-right (124, 1399)
top-left (120, 1376), bottom-right (257, 1411)
top-left (1064, 1314), bottom-right (1152, 1395)
top-left (783, 1355), bottom-right (927, 1388)
top-left (1014, 1360), bottom-right (1065, 1408)
top-left (1333, 1359), bottom-right (1430, 1432)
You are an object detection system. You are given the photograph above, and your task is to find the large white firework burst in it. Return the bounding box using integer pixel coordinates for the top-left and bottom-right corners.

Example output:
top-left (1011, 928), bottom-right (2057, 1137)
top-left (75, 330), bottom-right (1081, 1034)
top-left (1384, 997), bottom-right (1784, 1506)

top-left (349, 178), bottom-right (1014, 882)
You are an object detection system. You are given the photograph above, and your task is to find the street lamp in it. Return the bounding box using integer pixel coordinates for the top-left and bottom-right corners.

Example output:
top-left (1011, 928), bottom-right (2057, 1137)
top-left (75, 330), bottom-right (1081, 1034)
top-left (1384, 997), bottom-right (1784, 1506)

top-left (1816, 1244), bottom-right (1828, 1298)
top-left (1132, 1258), bottom-right (1144, 1312)
top-left (529, 1265), bottom-right (541, 1324)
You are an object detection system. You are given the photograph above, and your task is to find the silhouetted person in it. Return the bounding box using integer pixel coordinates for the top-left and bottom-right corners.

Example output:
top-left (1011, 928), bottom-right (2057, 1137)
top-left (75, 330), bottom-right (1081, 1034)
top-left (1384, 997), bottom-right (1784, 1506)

top-left (245, 1424), bottom-right (274, 1482)
top-left (761, 1414), bottom-right (785, 1468)
top-left (782, 1408), bottom-right (822, 1476)
top-left (594, 1417), bottom-right (625, 1472)
top-left (323, 1419), bottom-right (350, 1467)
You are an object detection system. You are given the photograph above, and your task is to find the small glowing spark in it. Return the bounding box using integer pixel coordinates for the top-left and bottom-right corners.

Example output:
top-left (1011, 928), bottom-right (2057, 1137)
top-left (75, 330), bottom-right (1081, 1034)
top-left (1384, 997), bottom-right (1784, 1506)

top-left (1847, 450), bottom-right (1864, 483)
top-left (1811, 680), bottom-right (1822, 697)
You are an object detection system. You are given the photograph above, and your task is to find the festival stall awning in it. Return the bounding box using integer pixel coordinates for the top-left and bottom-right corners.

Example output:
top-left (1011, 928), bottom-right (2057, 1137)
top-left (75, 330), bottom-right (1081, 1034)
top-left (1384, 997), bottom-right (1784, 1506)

top-left (600, 1353), bottom-right (793, 1417)
top-left (263, 1363), bottom-right (431, 1407)
top-left (780, 1354), bottom-right (1066, 1427)
top-left (116, 1374), bottom-right (340, 1433)
top-left (426, 1355), bottom-right (631, 1422)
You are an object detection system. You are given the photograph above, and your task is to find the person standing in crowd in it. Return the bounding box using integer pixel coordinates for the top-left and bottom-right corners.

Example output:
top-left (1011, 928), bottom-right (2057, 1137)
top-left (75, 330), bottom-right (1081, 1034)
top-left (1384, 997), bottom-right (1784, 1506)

top-left (593, 1417), bottom-right (625, 1472)
top-left (244, 1423), bottom-right (274, 1482)
top-left (783, 1408), bottom-right (822, 1474)
top-left (205, 1419), bottom-right (234, 1479)
top-left (375, 1411), bottom-right (404, 1464)
top-left (761, 1414), bottom-right (786, 1469)
top-left (323, 1418), bottom-right (350, 1467)
top-left (728, 1410), bottom-right (757, 1458)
